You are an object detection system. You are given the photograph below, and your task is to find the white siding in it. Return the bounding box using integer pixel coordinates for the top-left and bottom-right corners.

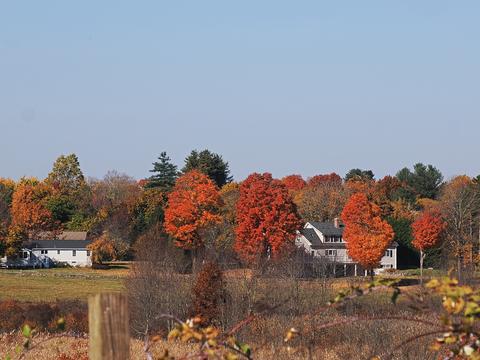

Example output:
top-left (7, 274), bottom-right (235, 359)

top-left (31, 248), bottom-right (92, 267)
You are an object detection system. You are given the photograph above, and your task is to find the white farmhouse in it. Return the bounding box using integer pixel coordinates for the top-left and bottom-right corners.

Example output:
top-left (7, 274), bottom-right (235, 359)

top-left (1, 231), bottom-right (93, 268)
top-left (296, 219), bottom-right (398, 276)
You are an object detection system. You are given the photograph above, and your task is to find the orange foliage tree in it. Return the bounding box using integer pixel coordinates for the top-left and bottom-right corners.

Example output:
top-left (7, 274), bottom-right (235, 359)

top-left (371, 176), bottom-right (403, 217)
top-left (164, 170), bottom-right (221, 252)
top-left (11, 181), bottom-right (56, 237)
top-left (412, 210), bottom-right (446, 283)
top-left (87, 233), bottom-right (117, 264)
top-left (281, 174), bottom-right (306, 192)
top-left (235, 173), bottom-right (301, 265)
top-left (341, 193), bottom-right (394, 277)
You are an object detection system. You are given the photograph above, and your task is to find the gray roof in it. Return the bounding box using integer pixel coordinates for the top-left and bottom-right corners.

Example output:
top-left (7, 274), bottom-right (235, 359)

top-left (300, 228), bottom-right (322, 246)
top-left (309, 222), bottom-right (345, 236)
top-left (27, 240), bottom-right (92, 250)
top-left (306, 222), bottom-right (399, 248)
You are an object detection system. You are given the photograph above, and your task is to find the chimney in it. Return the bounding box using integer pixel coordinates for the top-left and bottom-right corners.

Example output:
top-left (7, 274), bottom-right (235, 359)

top-left (334, 217), bottom-right (340, 228)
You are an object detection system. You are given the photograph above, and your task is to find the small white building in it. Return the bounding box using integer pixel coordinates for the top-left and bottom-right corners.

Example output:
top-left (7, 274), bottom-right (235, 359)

top-left (1, 231), bottom-right (93, 268)
top-left (296, 219), bottom-right (398, 276)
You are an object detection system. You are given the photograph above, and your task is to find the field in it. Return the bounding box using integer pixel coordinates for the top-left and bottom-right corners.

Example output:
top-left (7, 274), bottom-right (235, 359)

top-left (0, 266), bottom-right (446, 359)
top-left (0, 265), bottom-right (127, 302)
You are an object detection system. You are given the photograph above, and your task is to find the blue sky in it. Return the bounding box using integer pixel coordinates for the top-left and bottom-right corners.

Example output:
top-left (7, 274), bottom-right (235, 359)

top-left (1, 1), bottom-right (479, 181)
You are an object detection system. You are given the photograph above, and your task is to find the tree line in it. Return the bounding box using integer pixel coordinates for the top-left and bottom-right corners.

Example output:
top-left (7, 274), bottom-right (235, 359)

top-left (1, 151), bottom-right (479, 280)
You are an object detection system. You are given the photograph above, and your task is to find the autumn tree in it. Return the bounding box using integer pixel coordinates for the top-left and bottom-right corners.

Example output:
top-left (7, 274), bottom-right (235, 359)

top-left (190, 261), bottom-right (226, 326)
top-left (4, 225), bottom-right (28, 258)
top-left (145, 151), bottom-right (179, 191)
top-left (45, 154), bottom-right (92, 226)
top-left (0, 178), bottom-right (15, 228)
top-left (307, 173), bottom-right (342, 187)
top-left (371, 176), bottom-right (403, 218)
top-left (297, 179), bottom-right (346, 222)
top-left (89, 171), bottom-right (142, 251)
top-left (87, 233), bottom-right (117, 264)
top-left (341, 193), bottom-right (394, 278)
top-left (439, 176), bottom-right (479, 282)
top-left (182, 149), bottom-right (232, 188)
top-left (46, 154), bottom-right (86, 195)
top-left (281, 175), bottom-right (306, 192)
top-left (412, 210), bottom-right (446, 283)
top-left (164, 170), bottom-right (221, 267)
top-left (200, 182), bottom-right (240, 259)
top-left (11, 180), bottom-right (56, 237)
top-left (131, 187), bottom-right (166, 236)
top-left (235, 173), bottom-right (301, 265)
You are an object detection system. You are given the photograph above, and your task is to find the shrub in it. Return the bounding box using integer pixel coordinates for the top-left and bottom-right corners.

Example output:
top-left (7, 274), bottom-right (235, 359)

top-left (190, 261), bottom-right (226, 326)
top-left (0, 300), bottom-right (25, 330)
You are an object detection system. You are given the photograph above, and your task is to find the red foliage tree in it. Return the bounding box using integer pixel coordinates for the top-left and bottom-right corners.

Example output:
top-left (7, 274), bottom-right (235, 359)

top-left (341, 193), bottom-right (394, 276)
top-left (412, 210), bottom-right (446, 283)
top-left (307, 173), bottom-right (342, 187)
top-left (235, 173), bottom-right (301, 264)
top-left (281, 175), bottom-right (306, 192)
top-left (164, 170), bottom-right (221, 250)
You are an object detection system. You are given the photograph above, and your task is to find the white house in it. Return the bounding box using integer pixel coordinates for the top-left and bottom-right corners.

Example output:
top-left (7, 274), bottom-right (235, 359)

top-left (296, 219), bottom-right (398, 276)
top-left (1, 231), bottom-right (93, 268)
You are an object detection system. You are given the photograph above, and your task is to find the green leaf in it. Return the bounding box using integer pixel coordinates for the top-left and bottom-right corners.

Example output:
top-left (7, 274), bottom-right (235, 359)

top-left (237, 342), bottom-right (251, 357)
top-left (22, 324), bottom-right (31, 338)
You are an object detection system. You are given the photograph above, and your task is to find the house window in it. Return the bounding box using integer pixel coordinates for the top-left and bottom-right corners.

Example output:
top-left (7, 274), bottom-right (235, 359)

top-left (72, 250), bottom-right (76, 257)
top-left (40, 250), bottom-right (48, 255)
top-left (57, 250), bottom-right (61, 255)
top-left (385, 249), bottom-right (393, 257)
top-left (23, 252), bottom-right (28, 259)
top-left (325, 236), bottom-right (330, 243)
top-left (87, 250), bottom-right (91, 257)
top-left (326, 249), bottom-right (337, 256)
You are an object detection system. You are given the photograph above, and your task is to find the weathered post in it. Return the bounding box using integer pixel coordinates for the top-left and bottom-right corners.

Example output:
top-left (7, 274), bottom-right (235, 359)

top-left (89, 293), bottom-right (130, 360)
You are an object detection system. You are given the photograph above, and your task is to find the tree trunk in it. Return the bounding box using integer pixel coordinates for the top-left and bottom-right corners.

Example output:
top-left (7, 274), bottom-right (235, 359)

top-left (457, 254), bottom-right (463, 284)
top-left (419, 250), bottom-right (424, 286)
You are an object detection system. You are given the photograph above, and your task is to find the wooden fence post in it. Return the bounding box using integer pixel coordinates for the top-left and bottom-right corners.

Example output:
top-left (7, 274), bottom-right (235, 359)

top-left (89, 293), bottom-right (130, 360)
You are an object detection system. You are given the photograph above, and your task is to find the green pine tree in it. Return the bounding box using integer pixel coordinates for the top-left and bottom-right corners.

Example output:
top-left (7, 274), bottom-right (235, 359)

top-left (146, 152), bottom-right (179, 191)
top-left (182, 149), bottom-right (232, 188)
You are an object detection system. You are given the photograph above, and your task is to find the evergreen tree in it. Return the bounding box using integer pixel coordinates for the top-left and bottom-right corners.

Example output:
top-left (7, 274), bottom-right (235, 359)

top-left (182, 149), bottom-right (232, 188)
top-left (146, 152), bottom-right (179, 191)
top-left (395, 163), bottom-right (443, 200)
top-left (344, 168), bottom-right (375, 182)
top-left (387, 216), bottom-right (418, 268)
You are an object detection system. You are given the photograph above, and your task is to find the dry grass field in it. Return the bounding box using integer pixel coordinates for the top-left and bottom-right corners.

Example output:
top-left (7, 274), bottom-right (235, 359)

top-left (0, 265), bottom-right (444, 359)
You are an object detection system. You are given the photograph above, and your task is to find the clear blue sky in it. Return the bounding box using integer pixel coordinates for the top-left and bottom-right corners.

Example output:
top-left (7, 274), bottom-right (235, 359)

top-left (1, 1), bottom-right (479, 181)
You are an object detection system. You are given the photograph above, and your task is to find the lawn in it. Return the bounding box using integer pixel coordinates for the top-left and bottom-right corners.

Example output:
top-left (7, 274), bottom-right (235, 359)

top-left (0, 265), bottom-right (129, 302)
